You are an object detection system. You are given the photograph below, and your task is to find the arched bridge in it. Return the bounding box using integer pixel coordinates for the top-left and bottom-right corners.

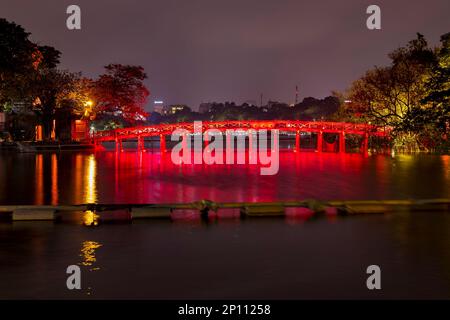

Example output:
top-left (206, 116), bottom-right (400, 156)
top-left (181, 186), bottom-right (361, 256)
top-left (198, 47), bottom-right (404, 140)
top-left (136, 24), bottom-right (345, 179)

top-left (92, 120), bottom-right (390, 154)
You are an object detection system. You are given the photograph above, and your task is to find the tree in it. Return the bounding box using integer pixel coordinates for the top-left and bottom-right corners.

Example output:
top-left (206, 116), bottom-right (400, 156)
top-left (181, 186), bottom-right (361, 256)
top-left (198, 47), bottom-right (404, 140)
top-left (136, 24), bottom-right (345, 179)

top-left (93, 64), bottom-right (150, 124)
top-left (0, 18), bottom-right (37, 107)
top-left (292, 96), bottom-right (340, 121)
top-left (348, 34), bottom-right (435, 128)
top-left (1, 19), bottom-right (151, 140)
top-left (0, 18), bottom-right (78, 140)
top-left (63, 77), bottom-right (96, 117)
top-left (344, 33), bottom-right (444, 151)
top-left (324, 91), bottom-right (360, 122)
top-left (418, 32), bottom-right (450, 149)
top-left (27, 46), bottom-right (79, 140)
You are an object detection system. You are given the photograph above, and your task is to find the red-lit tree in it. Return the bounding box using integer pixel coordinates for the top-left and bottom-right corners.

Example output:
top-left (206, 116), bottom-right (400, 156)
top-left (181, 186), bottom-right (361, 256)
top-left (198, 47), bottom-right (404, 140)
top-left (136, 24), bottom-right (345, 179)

top-left (93, 64), bottom-right (149, 124)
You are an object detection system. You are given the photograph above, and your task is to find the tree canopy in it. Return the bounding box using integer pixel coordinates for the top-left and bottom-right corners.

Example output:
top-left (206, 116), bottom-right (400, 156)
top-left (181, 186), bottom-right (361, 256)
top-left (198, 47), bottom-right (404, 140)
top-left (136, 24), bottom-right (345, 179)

top-left (345, 33), bottom-right (449, 151)
top-left (92, 64), bottom-right (149, 123)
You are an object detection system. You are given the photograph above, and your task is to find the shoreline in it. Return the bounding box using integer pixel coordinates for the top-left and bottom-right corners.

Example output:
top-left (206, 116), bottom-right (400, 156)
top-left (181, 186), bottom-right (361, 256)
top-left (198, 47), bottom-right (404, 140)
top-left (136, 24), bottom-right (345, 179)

top-left (0, 142), bottom-right (95, 152)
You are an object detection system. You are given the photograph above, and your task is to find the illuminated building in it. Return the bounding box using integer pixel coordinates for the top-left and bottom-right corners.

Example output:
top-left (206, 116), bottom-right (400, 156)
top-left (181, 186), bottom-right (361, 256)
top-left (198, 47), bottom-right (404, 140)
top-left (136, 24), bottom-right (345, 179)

top-left (153, 100), bottom-right (164, 114)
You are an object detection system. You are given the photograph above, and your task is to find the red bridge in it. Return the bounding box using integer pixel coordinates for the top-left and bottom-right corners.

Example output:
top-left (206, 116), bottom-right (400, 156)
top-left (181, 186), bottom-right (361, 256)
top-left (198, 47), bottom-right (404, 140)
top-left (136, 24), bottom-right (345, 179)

top-left (92, 120), bottom-right (390, 154)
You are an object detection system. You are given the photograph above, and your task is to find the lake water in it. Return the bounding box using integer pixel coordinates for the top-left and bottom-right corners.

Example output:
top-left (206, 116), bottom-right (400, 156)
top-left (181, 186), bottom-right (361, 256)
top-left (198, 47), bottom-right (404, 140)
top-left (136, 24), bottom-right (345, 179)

top-left (0, 149), bottom-right (449, 299)
top-left (0, 149), bottom-right (448, 204)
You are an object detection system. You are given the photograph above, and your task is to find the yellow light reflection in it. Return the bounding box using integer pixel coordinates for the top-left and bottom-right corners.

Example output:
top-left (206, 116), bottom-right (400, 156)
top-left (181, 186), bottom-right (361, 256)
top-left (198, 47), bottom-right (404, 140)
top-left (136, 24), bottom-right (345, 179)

top-left (82, 210), bottom-right (99, 226)
top-left (79, 240), bottom-right (102, 296)
top-left (84, 155), bottom-right (98, 203)
top-left (51, 154), bottom-right (58, 205)
top-left (74, 154), bottom-right (83, 204)
top-left (442, 155), bottom-right (449, 179)
top-left (35, 154), bottom-right (44, 205)
top-left (80, 240), bottom-right (102, 267)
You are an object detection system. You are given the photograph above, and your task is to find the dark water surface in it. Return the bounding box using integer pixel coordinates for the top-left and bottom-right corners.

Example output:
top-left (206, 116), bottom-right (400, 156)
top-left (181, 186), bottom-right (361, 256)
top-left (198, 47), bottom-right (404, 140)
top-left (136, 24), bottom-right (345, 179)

top-left (0, 150), bottom-right (449, 299)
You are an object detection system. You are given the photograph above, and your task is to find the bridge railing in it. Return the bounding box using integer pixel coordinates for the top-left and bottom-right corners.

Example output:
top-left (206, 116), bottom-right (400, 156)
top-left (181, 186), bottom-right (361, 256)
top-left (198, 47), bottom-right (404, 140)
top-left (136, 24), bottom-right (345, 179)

top-left (92, 120), bottom-right (391, 141)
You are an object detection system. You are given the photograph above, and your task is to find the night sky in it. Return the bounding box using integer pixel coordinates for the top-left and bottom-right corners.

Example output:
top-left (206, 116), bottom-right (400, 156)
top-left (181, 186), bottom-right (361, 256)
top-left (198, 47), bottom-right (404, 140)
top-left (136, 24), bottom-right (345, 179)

top-left (1, 0), bottom-right (450, 110)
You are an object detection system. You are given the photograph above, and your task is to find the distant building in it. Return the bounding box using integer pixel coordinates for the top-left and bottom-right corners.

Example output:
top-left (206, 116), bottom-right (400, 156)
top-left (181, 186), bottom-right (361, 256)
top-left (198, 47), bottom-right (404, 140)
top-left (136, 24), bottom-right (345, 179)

top-left (163, 105), bottom-right (189, 115)
top-left (153, 100), bottom-right (164, 114)
top-left (152, 101), bottom-right (189, 115)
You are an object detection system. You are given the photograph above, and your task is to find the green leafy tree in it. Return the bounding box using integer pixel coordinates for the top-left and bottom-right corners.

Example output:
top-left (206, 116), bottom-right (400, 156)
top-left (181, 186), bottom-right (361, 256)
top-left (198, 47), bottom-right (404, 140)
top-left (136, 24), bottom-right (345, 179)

top-left (345, 33), bottom-right (442, 151)
top-left (348, 34), bottom-right (435, 127)
top-left (418, 33), bottom-right (450, 150)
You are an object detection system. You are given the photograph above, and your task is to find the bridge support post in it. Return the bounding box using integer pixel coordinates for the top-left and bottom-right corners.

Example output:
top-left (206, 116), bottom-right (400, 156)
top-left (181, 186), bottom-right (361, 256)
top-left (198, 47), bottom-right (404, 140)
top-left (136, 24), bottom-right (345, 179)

top-left (339, 131), bottom-right (345, 153)
top-left (115, 139), bottom-right (122, 152)
top-left (248, 130), bottom-right (257, 164)
top-left (137, 136), bottom-right (144, 152)
top-left (160, 134), bottom-right (166, 153)
top-left (317, 131), bottom-right (323, 153)
top-left (295, 131), bottom-right (300, 153)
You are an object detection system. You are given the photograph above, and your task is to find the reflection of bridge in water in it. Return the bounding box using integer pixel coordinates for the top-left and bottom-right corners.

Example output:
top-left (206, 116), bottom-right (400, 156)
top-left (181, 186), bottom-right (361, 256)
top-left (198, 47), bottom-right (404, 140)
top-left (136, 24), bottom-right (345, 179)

top-left (92, 120), bottom-right (391, 154)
